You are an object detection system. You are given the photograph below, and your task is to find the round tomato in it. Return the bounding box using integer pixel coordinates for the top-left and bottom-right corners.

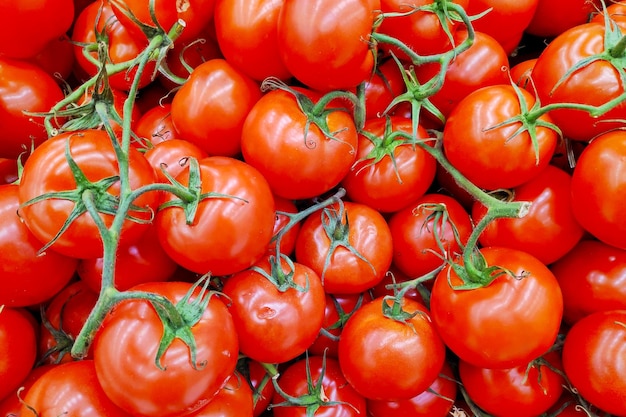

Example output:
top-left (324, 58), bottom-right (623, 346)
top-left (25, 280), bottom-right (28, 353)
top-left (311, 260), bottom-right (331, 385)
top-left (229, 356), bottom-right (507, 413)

top-left (93, 281), bottom-right (239, 417)
top-left (188, 371), bottom-right (254, 417)
top-left (526, 0), bottom-right (598, 38)
top-left (134, 103), bottom-right (180, 145)
top-left (144, 139), bottom-right (209, 187)
top-left (267, 195), bottom-right (300, 257)
top-left (360, 57), bottom-right (406, 120)
top-left (0, 307), bottom-right (38, 402)
top-left (430, 247), bottom-right (563, 369)
top-left (27, 34), bottom-right (76, 83)
top-left (0, 364), bottom-right (55, 417)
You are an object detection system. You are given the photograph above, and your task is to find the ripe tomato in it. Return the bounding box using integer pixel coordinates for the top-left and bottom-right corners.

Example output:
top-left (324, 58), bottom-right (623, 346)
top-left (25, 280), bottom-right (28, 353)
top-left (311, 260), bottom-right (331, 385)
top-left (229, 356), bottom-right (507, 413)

top-left (27, 34), bottom-right (76, 83)
top-left (0, 158), bottom-right (17, 185)
top-left (271, 356), bottom-right (367, 417)
top-left (338, 296), bottom-right (446, 401)
top-left (526, 0), bottom-right (598, 38)
top-left (18, 129), bottom-right (159, 259)
top-left (340, 116), bottom-right (437, 213)
top-left (0, 364), bottom-right (55, 417)
top-left (188, 371), bottom-right (254, 417)
top-left (430, 247), bottom-right (563, 369)
top-left (239, 359), bottom-right (276, 417)
top-left (294, 201), bottom-right (393, 294)
top-left (170, 58), bottom-right (261, 157)
top-left (221, 257), bottom-right (326, 364)
top-left (0, 58), bottom-right (65, 159)
top-left (94, 281), bottom-right (239, 417)
top-left (360, 58), bottom-right (406, 120)
top-left (155, 156), bottom-right (275, 276)
top-left (571, 130), bottom-right (626, 249)
top-left (562, 310), bottom-right (626, 416)
top-left (0, 184), bottom-right (77, 307)
top-left (443, 84), bottom-right (558, 190)
top-left (144, 139), bottom-right (208, 186)
top-left (134, 103), bottom-right (180, 145)
top-left (267, 195), bottom-right (300, 257)
top-left (277, 0), bottom-right (379, 91)
top-left (550, 239), bottom-right (626, 325)
top-left (241, 87), bottom-right (358, 200)
top-left (0, 307), bottom-right (38, 402)
top-left (509, 58), bottom-right (537, 90)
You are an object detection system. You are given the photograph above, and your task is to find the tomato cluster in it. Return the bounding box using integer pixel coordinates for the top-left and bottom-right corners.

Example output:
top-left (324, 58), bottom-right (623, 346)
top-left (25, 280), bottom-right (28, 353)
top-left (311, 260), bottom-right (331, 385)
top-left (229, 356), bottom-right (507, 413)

top-left (2, 0), bottom-right (626, 416)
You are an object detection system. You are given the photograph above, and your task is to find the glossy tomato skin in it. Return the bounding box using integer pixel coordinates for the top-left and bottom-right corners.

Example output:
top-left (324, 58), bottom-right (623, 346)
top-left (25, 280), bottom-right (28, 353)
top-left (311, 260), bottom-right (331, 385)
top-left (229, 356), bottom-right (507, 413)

top-left (93, 281), bottom-right (239, 417)
top-left (0, 307), bottom-right (38, 402)
top-left (18, 129), bottom-right (159, 259)
top-left (241, 88), bottom-right (358, 200)
top-left (20, 360), bottom-right (133, 417)
top-left (0, 184), bottom-right (78, 307)
top-left (271, 356), bottom-right (367, 417)
top-left (294, 201), bottom-right (394, 294)
top-left (155, 156), bottom-right (275, 276)
top-left (338, 297), bottom-right (446, 401)
top-left (0, 58), bottom-right (65, 159)
top-left (430, 247), bottom-right (563, 369)
top-left (221, 257), bottom-right (326, 364)
top-left (551, 239), bottom-right (626, 325)
top-left (277, 0), bottom-right (379, 91)
top-left (472, 164), bottom-right (584, 265)
top-left (571, 130), bottom-right (626, 249)
top-left (562, 310), bottom-right (626, 416)
top-left (188, 371), bottom-right (254, 417)
top-left (443, 84), bottom-right (558, 190)
top-left (171, 59), bottom-right (261, 157)
top-left (144, 139), bottom-right (209, 187)
top-left (0, 364), bottom-right (55, 417)
top-left (134, 103), bottom-right (180, 145)
top-left (340, 116), bottom-right (437, 213)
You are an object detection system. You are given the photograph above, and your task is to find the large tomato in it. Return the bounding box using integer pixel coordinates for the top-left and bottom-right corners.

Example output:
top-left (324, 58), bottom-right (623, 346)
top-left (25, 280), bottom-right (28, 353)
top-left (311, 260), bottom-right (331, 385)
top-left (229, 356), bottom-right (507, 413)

top-left (430, 247), bottom-right (563, 369)
top-left (0, 307), bottom-right (38, 402)
top-left (18, 129), bottom-right (159, 259)
top-left (93, 281), bottom-right (239, 417)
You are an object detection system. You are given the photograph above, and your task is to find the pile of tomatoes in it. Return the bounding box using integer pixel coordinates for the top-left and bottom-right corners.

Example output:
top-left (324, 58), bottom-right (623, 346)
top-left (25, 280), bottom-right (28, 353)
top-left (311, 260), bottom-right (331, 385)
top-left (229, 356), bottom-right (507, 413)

top-left (1, 0), bottom-right (626, 416)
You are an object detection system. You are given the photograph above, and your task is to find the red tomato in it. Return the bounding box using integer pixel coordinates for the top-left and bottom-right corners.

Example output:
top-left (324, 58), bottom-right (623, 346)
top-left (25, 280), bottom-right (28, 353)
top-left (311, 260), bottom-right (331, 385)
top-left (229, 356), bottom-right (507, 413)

top-left (18, 129), bottom-right (159, 259)
top-left (571, 130), bottom-right (626, 249)
top-left (361, 57), bottom-right (407, 119)
top-left (240, 359), bottom-right (276, 417)
top-left (171, 58), bottom-right (261, 157)
top-left (27, 35), bottom-right (76, 83)
top-left (430, 247), bottom-right (563, 369)
top-left (214, 0), bottom-right (291, 82)
top-left (0, 158), bottom-right (17, 185)
top-left (188, 371), bottom-right (254, 417)
top-left (443, 84), bottom-right (558, 190)
top-left (340, 116), bottom-right (437, 213)
top-left (0, 307), bottom-right (38, 402)
top-left (0, 365), bottom-right (55, 417)
top-left (562, 310), bottom-right (626, 416)
top-left (338, 297), bottom-right (446, 401)
top-left (277, 0), bottom-right (379, 91)
top-left (155, 156), bottom-right (275, 276)
top-left (0, 58), bottom-right (65, 159)
top-left (0, 184), bottom-right (77, 307)
top-left (20, 361), bottom-right (132, 417)
top-left (526, 0), bottom-right (598, 38)
top-left (471, 164), bottom-right (585, 265)
top-left (550, 239), bottom-right (626, 325)
top-left (509, 58), bottom-right (537, 90)
top-left (459, 351), bottom-right (565, 417)
top-left (38, 281), bottom-right (99, 364)
top-left (267, 195), bottom-right (300, 257)
top-left (241, 87), bottom-right (358, 200)
top-left (271, 356), bottom-right (367, 417)
top-left (0, 0), bottom-right (74, 59)
top-left (94, 281), bottom-right (239, 417)
top-left (388, 193), bottom-right (473, 280)
top-left (144, 139), bottom-right (209, 186)
top-left (134, 103), bottom-right (180, 145)
top-left (366, 361), bottom-right (457, 417)
top-left (221, 257), bottom-right (326, 364)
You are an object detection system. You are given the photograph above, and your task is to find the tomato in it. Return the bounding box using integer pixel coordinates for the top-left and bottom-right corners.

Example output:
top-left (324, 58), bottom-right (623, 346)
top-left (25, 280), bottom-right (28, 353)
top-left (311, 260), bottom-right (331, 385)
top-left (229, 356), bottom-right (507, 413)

top-left (458, 351), bottom-right (565, 417)
top-left (267, 195), bottom-right (300, 257)
top-left (531, 21), bottom-right (626, 142)
top-left (214, 0), bottom-right (291, 82)
top-left (188, 371), bottom-right (254, 417)
top-left (270, 356), bottom-right (367, 417)
top-left (571, 130), bottom-right (626, 249)
top-left (20, 360), bottom-right (133, 417)
top-left (369, 265), bottom-right (426, 302)
top-left (550, 239), bottom-right (626, 325)
top-left (221, 257), bottom-right (326, 364)
top-left (471, 164), bottom-right (584, 265)
top-left (144, 139), bottom-right (209, 186)
top-left (562, 310), bottom-right (626, 416)
top-left (430, 247), bottom-right (563, 369)
top-left (366, 361), bottom-right (457, 417)
top-left (338, 296), bottom-right (446, 401)
top-left (388, 193), bottom-right (473, 280)
top-left (0, 158), bottom-right (17, 185)
top-left (0, 184), bottom-right (77, 307)
top-left (509, 58), bottom-right (537, 90)
top-left (241, 87), bottom-right (358, 200)
top-left (27, 35), bottom-right (76, 83)
top-left (134, 103), bottom-right (180, 145)
top-left (0, 0), bottom-right (74, 59)
top-left (276, 0), bottom-right (379, 91)
top-left (238, 359), bottom-right (276, 417)
top-left (443, 84), bottom-right (558, 190)
top-left (94, 281), bottom-right (239, 417)
top-left (360, 57), bottom-right (406, 120)
top-left (171, 58), bottom-right (261, 157)
top-left (0, 307), bottom-right (38, 402)
top-left (18, 129), bottom-right (159, 259)
top-left (526, 0), bottom-right (598, 38)
top-left (155, 156), bottom-right (275, 276)
top-left (414, 30), bottom-right (510, 119)
top-left (340, 116), bottom-right (437, 213)
top-left (0, 58), bottom-right (65, 159)
top-left (0, 365), bottom-right (55, 417)
top-left (38, 281), bottom-right (99, 364)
